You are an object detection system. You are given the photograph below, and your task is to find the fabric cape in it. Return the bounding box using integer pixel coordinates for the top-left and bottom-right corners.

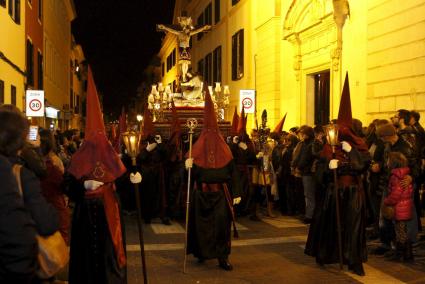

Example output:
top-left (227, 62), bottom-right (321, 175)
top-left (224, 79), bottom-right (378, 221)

top-left (67, 66), bottom-right (127, 268)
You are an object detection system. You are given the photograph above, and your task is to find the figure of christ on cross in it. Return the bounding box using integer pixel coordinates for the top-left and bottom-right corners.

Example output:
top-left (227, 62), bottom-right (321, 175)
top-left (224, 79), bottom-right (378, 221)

top-left (157, 16), bottom-right (211, 82)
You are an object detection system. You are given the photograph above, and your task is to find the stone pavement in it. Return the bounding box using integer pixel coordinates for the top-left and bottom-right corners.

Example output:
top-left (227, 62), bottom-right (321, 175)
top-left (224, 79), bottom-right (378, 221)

top-left (124, 214), bottom-right (425, 284)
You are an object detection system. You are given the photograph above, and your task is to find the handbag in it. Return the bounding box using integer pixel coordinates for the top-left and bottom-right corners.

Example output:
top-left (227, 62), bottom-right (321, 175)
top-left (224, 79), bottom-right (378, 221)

top-left (381, 203), bottom-right (395, 220)
top-left (12, 164), bottom-right (69, 279)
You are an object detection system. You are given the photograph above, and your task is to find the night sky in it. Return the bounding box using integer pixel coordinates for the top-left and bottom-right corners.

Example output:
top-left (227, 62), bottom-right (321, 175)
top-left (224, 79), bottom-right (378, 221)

top-left (72, 0), bottom-right (175, 117)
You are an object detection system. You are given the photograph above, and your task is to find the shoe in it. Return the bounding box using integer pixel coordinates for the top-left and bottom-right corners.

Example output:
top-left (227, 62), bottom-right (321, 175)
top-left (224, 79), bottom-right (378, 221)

top-left (303, 217), bottom-right (312, 224)
top-left (197, 257), bottom-right (205, 263)
top-left (161, 218), bottom-right (171, 225)
top-left (351, 263), bottom-right (365, 276)
top-left (403, 242), bottom-right (414, 262)
top-left (218, 258), bottom-right (233, 271)
top-left (371, 246), bottom-right (390, 255)
top-left (249, 214), bottom-right (261, 221)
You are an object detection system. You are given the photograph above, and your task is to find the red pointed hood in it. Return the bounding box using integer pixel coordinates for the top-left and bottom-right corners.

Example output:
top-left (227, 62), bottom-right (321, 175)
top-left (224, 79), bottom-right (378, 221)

top-left (230, 106), bottom-right (239, 136)
top-left (337, 73), bottom-right (352, 127)
top-left (118, 107), bottom-right (127, 134)
top-left (273, 113), bottom-right (287, 133)
top-left (110, 123), bottom-right (117, 143)
top-left (237, 106), bottom-right (247, 135)
top-left (112, 107), bottom-right (127, 153)
top-left (322, 72), bottom-right (368, 160)
top-left (190, 90), bottom-right (233, 169)
top-left (68, 66), bottom-right (126, 182)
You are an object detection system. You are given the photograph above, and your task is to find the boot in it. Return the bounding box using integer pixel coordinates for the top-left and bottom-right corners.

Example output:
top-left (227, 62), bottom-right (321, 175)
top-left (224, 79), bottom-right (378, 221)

top-left (266, 201), bottom-right (276, 218)
top-left (218, 258), bottom-right (233, 271)
top-left (386, 243), bottom-right (403, 262)
top-left (249, 204), bottom-right (261, 221)
top-left (351, 263), bottom-right (365, 276)
top-left (403, 242), bottom-right (414, 262)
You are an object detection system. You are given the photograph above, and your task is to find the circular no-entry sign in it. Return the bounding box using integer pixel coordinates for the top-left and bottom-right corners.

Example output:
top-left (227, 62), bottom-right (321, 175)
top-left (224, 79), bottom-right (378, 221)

top-left (29, 99), bottom-right (42, 112)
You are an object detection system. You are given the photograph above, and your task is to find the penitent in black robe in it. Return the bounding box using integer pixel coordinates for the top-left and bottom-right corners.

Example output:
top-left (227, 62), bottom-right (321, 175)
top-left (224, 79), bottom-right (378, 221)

top-left (187, 161), bottom-right (241, 260)
top-left (65, 175), bottom-right (127, 284)
top-left (304, 147), bottom-right (370, 267)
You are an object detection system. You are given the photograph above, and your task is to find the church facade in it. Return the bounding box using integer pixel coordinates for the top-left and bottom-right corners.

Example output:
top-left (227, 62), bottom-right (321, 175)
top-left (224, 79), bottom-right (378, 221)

top-left (157, 0), bottom-right (425, 129)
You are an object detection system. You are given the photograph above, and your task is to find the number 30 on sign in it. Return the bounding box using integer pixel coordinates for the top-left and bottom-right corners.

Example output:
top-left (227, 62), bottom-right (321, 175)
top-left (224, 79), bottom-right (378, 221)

top-left (239, 89), bottom-right (256, 114)
top-left (26, 90), bottom-right (45, 117)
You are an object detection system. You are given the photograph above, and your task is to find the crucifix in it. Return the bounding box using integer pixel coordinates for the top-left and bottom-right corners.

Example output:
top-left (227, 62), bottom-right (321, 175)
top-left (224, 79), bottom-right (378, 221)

top-left (157, 16), bottom-right (211, 82)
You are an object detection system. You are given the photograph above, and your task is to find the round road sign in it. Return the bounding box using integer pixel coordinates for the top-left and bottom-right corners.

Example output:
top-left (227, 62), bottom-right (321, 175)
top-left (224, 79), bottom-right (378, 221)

top-left (242, 97), bottom-right (253, 110)
top-left (29, 99), bottom-right (42, 112)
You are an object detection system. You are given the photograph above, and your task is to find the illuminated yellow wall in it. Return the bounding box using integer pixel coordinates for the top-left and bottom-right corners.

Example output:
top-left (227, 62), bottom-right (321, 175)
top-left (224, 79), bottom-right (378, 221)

top-left (363, 0), bottom-right (425, 122)
top-left (159, 34), bottom-right (179, 88)
top-left (161, 0), bottom-right (425, 129)
top-left (70, 42), bottom-right (85, 129)
top-left (0, 3), bottom-right (26, 110)
top-left (43, 0), bottom-right (75, 125)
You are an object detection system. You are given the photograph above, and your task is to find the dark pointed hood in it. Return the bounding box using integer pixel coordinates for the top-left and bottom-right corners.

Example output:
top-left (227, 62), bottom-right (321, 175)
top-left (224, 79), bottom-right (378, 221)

top-left (190, 89), bottom-right (233, 169)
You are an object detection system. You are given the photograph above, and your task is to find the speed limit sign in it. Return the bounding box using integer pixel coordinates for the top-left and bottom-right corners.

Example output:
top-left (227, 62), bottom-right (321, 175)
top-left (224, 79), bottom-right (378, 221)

top-left (26, 90), bottom-right (45, 117)
top-left (239, 89), bottom-right (256, 114)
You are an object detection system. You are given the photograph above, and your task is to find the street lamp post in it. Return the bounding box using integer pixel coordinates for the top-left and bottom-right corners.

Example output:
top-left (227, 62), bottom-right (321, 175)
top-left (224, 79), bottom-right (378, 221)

top-left (324, 122), bottom-right (343, 270)
top-left (122, 131), bottom-right (148, 283)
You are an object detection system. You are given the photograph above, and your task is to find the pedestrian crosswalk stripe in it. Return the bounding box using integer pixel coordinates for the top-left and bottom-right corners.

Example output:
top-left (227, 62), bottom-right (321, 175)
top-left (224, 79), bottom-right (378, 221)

top-left (345, 263), bottom-right (406, 284)
top-left (234, 222), bottom-right (248, 231)
top-left (150, 222), bottom-right (185, 234)
top-left (261, 216), bottom-right (306, 228)
top-left (126, 235), bottom-right (307, 252)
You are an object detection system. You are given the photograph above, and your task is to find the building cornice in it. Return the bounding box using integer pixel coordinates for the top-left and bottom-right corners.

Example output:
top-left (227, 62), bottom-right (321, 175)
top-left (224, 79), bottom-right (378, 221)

top-left (0, 51), bottom-right (26, 76)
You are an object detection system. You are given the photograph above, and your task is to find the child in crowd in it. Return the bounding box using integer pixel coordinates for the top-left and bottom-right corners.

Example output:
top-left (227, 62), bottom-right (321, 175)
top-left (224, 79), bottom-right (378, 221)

top-left (383, 152), bottom-right (414, 262)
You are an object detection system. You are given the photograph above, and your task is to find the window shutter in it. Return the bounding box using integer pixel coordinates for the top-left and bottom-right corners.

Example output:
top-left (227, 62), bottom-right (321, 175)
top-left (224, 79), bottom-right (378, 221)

top-left (238, 29), bottom-right (244, 79)
top-left (0, 80), bottom-right (4, 104)
top-left (214, 0), bottom-right (220, 24)
top-left (11, 85), bottom-right (16, 106)
top-left (15, 0), bottom-right (20, 24)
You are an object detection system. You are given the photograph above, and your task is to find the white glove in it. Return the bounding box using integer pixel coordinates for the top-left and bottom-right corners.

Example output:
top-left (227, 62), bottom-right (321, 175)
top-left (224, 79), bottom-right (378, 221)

top-left (329, 159), bottom-right (339, 170)
top-left (185, 158), bottom-right (193, 169)
top-left (341, 141), bottom-right (352, 153)
top-left (233, 136), bottom-right (239, 144)
top-left (84, 180), bottom-right (104, 191)
top-left (256, 152), bottom-right (264, 159)
top-left (233, 197), bottom-right (241, 205)
top-left (154, 135), bottom-right (162, 144)
top-left (226, 136), bottom-right (232, 144)
top-left (146, 142), bottom-right (157, 152)
top-left (238, 142), bottom-right (248, 150)
top-left (130, 172), bottom-right (142, 184)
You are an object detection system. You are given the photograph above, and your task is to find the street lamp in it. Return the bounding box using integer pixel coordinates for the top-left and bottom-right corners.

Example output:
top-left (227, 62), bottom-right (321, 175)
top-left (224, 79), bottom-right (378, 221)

top-left (325, 122), bottom-right (339, 149)
top-left (136, 114), bottom-right (143, 123)
top-left (121, 131), bottom-right (148, 283)
top-left (136, 114), bottom-right (143, 132)
top-left (324, 121), bottom-right (343, 270)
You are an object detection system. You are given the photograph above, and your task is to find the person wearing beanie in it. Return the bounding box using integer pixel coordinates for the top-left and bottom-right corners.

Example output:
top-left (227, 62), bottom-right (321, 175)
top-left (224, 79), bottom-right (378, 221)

top-left (371, 122), bottom-right (419, 257)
